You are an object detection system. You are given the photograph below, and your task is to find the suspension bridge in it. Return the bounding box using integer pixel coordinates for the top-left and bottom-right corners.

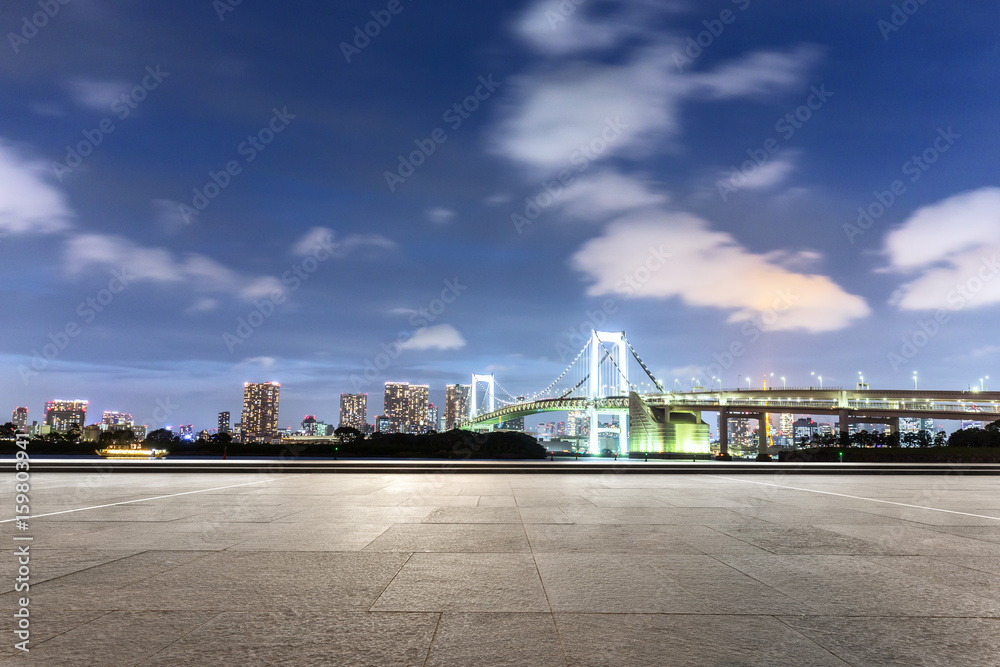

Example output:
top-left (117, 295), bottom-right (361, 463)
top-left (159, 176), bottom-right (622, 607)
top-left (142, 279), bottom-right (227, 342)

top-left (458, 330), bottom-right (1000, 457)
top-left (459, 331), bottom-right (711, 456)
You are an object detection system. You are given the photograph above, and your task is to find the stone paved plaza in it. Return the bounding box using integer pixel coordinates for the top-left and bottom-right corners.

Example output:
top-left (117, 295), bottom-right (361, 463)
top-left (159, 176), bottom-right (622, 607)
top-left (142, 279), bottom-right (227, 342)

top-left (2, 470), bottom-right (1000, 665)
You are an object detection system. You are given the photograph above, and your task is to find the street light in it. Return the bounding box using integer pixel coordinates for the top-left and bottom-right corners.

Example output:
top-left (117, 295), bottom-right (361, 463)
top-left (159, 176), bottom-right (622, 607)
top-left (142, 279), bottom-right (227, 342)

top-left (746, 377), bottom-right (751, 389)
top-left (913, 371), bottom-right (918, 390)
top-left (781, 376), bottom-right (786, 389)
top-left (818, 375), bottom-right (823, 389)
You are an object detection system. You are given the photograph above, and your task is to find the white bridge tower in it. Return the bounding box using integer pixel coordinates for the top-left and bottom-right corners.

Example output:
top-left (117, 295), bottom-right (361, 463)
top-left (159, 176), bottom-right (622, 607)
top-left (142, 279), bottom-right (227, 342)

top-left (587, 330), bottom-right (629, 454)
top-left (469, 373), bottom-right (496, 420)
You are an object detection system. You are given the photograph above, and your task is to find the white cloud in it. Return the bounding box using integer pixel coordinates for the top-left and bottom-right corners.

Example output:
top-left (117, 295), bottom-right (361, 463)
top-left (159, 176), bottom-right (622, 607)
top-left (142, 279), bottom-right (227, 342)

top-left (885, 188), bottom-right (1000, 311)
top-left (0, 141), bottom-right (72, 236)
top-left (571, 212), bottom-right (870, 332)
top-left (490, 51), bottom-right (683, 171)
top-left (691, 47), bottom-right (821, 99)
top-left (240, 356), bottom-right (276, 368)
top-left (28, 102), bottom-right (64, 117)
top-left (556, 170), bottom-right (668, 221)
top-left (65, 233), bottom-right (287, 302)
top-left (484, 193), bottom-right (511, 206)
top-left (399, 324), bottom-right (466, 351)
top-left (65, 78), bottom-right (127, 111)
top-left (490, 45), bottom-right (817, 172)
top-left (292, 227), bottom-right (336, 255)
top-left (186, 297), bottom-right (219, 314)
top-left (512, 0), bottom-right (679, 56)
top-left (291, 226), bottom-right (396, 256)
top-left (426, 207), bottom-right (455, 224)
top-left (152, 199), bottom-right (190, 232)
top-left (722, 155), bottom-right (797, 191)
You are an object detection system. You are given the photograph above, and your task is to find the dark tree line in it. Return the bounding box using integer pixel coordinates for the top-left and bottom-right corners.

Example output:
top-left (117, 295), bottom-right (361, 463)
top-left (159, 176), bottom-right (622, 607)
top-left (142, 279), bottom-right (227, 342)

top-left (0, 423), bottom-right (545, 459)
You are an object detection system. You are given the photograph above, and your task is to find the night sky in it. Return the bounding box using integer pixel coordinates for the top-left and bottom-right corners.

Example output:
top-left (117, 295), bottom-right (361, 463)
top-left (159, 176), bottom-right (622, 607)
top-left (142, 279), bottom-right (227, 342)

top-left (2, 0), bottom-right (998, 430)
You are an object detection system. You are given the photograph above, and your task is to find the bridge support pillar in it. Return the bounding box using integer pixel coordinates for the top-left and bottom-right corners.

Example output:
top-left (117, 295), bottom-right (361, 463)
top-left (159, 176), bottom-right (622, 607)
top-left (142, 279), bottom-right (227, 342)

top-left (757, 412), bottom-right (769, 459)
top-left (890, 416), bottom-right (900, 435)
top-left (838, 410), bottom-right (849, 445)
top-left (719, 408), bottom-right (728, 457)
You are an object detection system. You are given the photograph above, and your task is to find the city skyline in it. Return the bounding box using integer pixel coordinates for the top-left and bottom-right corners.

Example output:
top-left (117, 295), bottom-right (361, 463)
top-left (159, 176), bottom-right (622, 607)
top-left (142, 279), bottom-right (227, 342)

top-left (2, 2), bottom-right (999, 431)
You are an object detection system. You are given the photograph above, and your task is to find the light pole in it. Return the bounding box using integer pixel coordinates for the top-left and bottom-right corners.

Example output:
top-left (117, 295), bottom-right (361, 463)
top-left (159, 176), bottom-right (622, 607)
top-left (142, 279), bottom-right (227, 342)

top-left (746, 377), bottom-right (751, 389)
top-left (913, 371), bottom-right (918, 390)
top-left (781, 376), bottom-right (786, 389)
top-left (674, 378), bottom-right (680, 392)
top-left (981, 378), bottom-right (985, 392)
top-left (817, 375), bottom-right (823, 389)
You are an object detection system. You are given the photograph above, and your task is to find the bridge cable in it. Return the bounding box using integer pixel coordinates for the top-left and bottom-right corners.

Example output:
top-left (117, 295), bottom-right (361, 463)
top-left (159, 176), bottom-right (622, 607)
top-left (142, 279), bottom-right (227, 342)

top-left (625, 337), bottom-right (663, 390)
top-left (599, 340), bottom-right (636, 394)
top-left (530, 341), bottom-right (589, 400)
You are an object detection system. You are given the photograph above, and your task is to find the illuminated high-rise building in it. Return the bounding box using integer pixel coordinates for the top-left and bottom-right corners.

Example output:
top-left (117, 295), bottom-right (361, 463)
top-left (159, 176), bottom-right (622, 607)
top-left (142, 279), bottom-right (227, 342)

top-left (241, 381), bottom-right (280, 442)
top-left (566, 410), bottom-right (590, 437)
top-left (793, 418), bottom-right (819, 443)
top-left (500, 415), bottom-right (525, 431)
top-left (301, 415), bottom-right (329, 436)
top-left (218, 411), bottom-right (230, 433)
top-left (427, 404), bottom-right (440, 432)
top-left (383, 382), bottom-right (409, 432)
top-left (11, 407), bottom-right (28, 432)
top-left (101, 411), bottom-right (134, 431)
top-left (382, 382), bottom-right (429, 433)
top-left (407, 384), bottom-right (429, 432)
top-left (44, 400), bottom-right (88, 432)
top-left (445, 384), bottom-right (470, 430)
top-left (727, 417), bottom-right (754, 449)
top-left (339, 393), bottom-right (367, 430)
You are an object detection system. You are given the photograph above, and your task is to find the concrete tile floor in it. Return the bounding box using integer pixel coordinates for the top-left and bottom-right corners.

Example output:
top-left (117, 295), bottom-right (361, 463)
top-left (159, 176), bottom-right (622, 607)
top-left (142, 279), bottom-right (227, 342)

top-left (0, 472), bottom-right (998, 665)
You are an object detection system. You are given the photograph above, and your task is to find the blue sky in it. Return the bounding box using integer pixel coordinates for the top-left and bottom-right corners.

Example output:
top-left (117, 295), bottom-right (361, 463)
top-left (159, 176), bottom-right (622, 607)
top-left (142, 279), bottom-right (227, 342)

top-left (2, 0), bottom-right (999, 430)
